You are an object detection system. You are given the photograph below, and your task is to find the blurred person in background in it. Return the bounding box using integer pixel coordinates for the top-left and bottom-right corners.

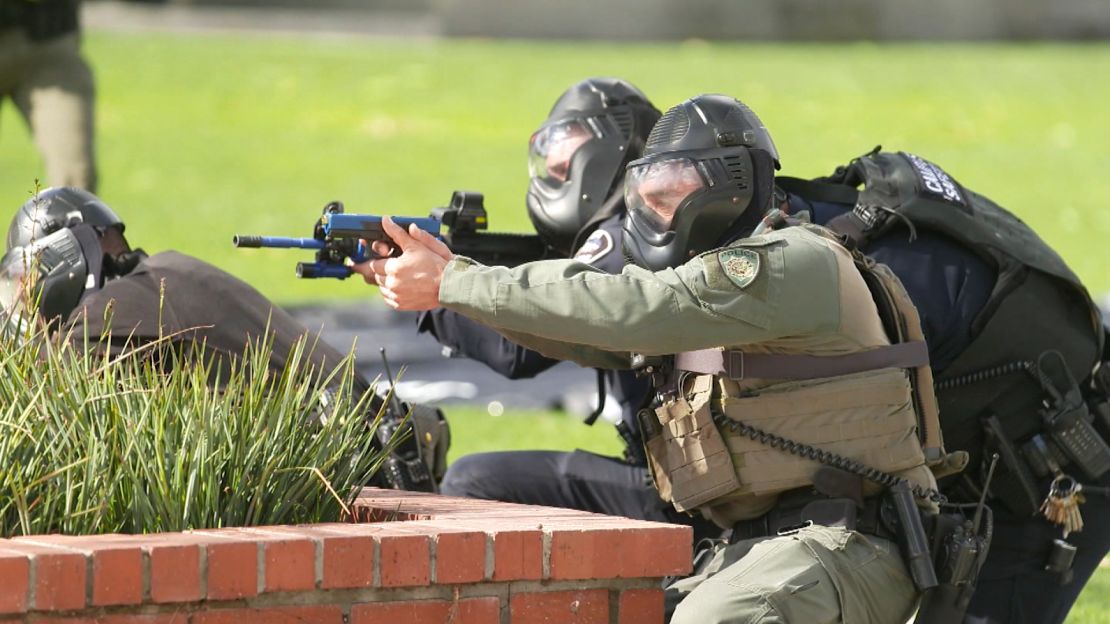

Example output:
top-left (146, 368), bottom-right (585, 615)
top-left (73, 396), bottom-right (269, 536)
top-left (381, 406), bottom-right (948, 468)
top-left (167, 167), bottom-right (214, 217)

top-left (0, 0), bottom-right (97, 191)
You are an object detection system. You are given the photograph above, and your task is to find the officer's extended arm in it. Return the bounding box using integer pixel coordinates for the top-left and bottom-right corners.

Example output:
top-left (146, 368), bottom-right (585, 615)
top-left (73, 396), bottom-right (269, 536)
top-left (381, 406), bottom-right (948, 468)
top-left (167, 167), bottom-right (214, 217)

top-left (356, 221), bottom-right (841, 364)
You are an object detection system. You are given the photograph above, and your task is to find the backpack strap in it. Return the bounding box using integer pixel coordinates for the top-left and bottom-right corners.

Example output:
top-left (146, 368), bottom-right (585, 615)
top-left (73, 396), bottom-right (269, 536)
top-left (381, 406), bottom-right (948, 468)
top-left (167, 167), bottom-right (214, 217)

top-left (775, 175), bottom-right (881, 246)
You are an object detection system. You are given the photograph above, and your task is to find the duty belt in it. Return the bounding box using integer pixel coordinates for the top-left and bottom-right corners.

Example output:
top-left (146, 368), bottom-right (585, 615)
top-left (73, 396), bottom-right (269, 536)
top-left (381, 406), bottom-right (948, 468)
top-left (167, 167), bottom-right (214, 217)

top-left (729, 489), bottom-right (892, 543)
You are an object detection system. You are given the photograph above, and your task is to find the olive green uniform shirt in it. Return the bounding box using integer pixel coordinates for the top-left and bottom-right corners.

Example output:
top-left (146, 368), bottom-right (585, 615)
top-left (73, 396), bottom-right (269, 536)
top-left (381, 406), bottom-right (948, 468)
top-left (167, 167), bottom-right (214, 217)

top-left (439, 225), bottom-right (865, 367)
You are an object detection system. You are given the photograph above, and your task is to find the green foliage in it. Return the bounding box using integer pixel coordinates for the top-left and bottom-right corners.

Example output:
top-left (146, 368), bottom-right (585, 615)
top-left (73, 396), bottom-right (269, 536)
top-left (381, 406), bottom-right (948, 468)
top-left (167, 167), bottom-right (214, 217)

top-left (0, 314), bottom-right (389, 537)
top-left (2, 37), bottom-right (1107, 302)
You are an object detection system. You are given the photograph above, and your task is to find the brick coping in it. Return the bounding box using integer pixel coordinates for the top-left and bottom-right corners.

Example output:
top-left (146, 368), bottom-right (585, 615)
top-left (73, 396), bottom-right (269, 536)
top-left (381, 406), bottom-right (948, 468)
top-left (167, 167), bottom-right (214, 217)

top-left (0, 487), bottom-right (692, 620)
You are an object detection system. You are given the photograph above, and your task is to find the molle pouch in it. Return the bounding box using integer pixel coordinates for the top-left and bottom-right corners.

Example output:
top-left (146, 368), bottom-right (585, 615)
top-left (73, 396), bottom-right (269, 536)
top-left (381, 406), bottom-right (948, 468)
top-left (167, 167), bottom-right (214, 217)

top-left (643, 375), bottom-right (740, 512)
top-left (1036, 351), bottom-right (1110, 481)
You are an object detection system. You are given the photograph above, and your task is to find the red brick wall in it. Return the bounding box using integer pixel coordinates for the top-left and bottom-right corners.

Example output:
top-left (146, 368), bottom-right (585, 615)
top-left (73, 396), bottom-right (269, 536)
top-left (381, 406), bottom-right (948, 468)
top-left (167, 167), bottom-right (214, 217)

top-left (0, 488), bottom-right (691, 623)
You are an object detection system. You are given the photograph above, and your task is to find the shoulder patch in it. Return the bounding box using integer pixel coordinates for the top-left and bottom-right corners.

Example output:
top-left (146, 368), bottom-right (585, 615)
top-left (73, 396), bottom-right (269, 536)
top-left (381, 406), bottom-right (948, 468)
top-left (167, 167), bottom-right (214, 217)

top-left (572, 229), bottom-right (615, 265)
top-left (718, 248), bottom-right (760, 288)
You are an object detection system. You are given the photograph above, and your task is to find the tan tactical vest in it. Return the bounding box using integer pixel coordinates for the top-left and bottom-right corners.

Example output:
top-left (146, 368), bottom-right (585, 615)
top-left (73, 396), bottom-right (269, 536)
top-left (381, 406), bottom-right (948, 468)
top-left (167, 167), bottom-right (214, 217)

top-left (643, 228), bottom-right (943, 527)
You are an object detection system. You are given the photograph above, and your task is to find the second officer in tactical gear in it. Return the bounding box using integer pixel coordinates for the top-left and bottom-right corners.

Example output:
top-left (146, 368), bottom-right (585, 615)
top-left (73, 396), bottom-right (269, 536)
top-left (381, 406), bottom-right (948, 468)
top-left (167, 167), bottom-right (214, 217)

top-left (417, 78), bottom-right (720, 540)
top-left (778, 150), bottom-right (1110, 624)
top-left (2, 187), bottom-right (449, 494)
top-left (355, 94), bottom-right (944, 623)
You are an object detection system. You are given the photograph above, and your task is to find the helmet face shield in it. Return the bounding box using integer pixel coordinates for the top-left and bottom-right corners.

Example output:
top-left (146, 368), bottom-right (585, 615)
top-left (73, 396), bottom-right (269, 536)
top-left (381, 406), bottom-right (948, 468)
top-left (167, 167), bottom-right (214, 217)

top-left (528, 118), bottom-right (596, 185)
top-left (0, 228), bottom-right (91, 326)
top-left (624, 158), bottom-right (707, 233)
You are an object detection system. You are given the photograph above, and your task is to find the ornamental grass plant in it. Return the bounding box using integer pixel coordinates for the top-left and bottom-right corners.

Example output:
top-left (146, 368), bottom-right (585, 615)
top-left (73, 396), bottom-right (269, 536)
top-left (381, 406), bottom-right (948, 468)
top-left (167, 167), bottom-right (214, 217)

top-left (0, 304), bottom-right (391, 537)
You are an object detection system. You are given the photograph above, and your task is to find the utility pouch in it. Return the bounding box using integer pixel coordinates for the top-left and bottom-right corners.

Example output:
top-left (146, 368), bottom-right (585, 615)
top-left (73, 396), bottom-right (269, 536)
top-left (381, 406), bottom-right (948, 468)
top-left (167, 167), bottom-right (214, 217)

top-left (642, 375), bottom-right (740, 512)
top-left (1034, 351), bottom-right (1110, 481)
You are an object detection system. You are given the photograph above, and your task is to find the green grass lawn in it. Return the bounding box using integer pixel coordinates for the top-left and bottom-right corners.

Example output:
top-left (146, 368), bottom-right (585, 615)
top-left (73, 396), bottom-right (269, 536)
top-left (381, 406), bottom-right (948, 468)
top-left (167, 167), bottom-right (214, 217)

top-left (2, 35), bottom-right (1108, 302)
top-left (3, 33), bottom-right (1108, 618)
top-left (1073, 568), bottom-right (1110, 624)
top-left (443, 405), bottom-right (624, 461)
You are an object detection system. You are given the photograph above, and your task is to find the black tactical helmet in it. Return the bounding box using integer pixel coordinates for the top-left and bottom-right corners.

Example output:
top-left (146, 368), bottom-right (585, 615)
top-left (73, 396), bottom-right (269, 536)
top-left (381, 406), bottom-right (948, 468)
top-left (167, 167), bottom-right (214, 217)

top-left (0, 226), bottom-right (98, 327)
top-left (622, 94), bottom-right (780, 271)
top-left (7, 187), bottom-right (124, 251)
top-left (527, 77), bottom-right (661, 256)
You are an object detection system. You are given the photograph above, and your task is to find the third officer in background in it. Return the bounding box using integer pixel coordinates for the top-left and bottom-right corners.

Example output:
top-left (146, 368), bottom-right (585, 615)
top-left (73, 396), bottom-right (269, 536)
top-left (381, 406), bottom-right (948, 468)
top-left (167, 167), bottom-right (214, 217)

top-left (356, 94), bottom-right (947, 623)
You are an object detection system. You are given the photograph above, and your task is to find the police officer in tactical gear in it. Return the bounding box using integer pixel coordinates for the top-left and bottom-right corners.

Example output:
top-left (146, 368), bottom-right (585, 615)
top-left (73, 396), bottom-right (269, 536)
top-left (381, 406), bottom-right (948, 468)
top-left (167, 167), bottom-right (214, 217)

top-left (2, 188), bottom-right (449, 494)
top-left (1, 0), bottom-right (97, 191)
top-left (417, 78), bottom-right (718, 540)
top-left (355, 94), bottom-right (941, 623)
top-left (779, 152), bottom-right (1110, 624)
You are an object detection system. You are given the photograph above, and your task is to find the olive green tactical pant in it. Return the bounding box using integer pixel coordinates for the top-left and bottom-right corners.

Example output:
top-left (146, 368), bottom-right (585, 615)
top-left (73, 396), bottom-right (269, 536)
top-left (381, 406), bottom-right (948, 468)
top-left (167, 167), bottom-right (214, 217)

top-left (0, 30), bottom-right (97, 192)
top-left (668, 525), bottom-right (918, 624)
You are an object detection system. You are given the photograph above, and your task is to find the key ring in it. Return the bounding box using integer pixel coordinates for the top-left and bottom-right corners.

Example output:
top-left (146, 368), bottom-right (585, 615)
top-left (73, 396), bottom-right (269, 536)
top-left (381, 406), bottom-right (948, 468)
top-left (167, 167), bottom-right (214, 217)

top-left (1049, 474), bottom-right (1079, 499)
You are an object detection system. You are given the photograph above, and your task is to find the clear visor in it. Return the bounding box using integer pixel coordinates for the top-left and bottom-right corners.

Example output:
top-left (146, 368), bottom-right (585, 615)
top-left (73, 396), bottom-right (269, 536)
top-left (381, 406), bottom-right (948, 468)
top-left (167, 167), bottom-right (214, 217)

top-left (624, 158), bottom-right (708, 231)
top-left (528, 118), bottom-right (595, 185)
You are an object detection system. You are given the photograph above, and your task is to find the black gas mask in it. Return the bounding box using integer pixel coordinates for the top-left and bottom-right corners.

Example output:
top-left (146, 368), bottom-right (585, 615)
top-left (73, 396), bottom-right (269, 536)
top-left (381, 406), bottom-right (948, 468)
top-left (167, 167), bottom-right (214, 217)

top-left (622, 94), bottom-right (780, 271)
top-left (526, 78), bottom-right (660, 256)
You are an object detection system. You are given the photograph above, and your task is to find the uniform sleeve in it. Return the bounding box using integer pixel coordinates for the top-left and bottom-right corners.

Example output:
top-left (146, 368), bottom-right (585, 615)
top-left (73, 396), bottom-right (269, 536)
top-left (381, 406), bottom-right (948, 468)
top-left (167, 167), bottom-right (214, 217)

top-left (438, 230), bottom-right (843, 357)
top-left (416, 308), bottom-right (563, 379)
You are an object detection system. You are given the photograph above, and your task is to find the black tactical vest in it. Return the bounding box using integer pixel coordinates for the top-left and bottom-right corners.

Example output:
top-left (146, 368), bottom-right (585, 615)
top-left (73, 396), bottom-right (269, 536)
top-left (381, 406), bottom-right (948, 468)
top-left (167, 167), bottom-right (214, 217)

top-left (778, 150), bottom-right (1105, 509)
